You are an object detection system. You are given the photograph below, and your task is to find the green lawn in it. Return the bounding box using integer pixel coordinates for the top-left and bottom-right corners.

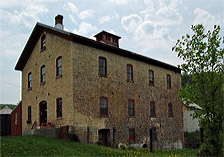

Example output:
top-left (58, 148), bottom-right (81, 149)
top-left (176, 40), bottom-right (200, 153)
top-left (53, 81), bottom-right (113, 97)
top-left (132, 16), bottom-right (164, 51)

top-left (1, 135), bottom-right (197, 156)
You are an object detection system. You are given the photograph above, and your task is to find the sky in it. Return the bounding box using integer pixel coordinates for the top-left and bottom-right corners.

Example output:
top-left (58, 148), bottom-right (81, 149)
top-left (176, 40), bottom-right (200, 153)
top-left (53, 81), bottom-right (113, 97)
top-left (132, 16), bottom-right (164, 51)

top-left (0, 0), bottom-right (223, 104)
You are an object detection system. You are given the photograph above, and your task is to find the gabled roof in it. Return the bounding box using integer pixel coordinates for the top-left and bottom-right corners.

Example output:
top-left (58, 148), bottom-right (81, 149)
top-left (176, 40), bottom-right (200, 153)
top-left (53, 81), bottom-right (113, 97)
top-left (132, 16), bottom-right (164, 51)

top-left (0, 106), bottom-right (12, 115)
top-left (15, 22), bottom-right (181, 73)
top-left (94, 30), bottom-right (121, 39)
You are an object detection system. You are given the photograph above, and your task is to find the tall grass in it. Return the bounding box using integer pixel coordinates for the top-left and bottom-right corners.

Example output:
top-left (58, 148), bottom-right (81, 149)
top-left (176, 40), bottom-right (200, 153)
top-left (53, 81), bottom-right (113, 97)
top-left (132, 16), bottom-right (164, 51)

top-left (1, 135), bottom-right (197, 156)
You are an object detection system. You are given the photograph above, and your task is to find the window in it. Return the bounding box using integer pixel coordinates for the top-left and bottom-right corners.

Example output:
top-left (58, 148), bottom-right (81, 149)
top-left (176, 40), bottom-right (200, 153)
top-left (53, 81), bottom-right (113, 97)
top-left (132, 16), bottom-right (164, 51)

top-left (106, 34), bottom-right (110, 41)
top-left (56, 97), bottom-right (62, 118)
top-left (28, 72), bottom-right (32, 89)
top-left (56, 56), bottom-right (62, 77)
top-left (151, 127), bottom-right (156, 141)
top-left (128, 99), bottom-right (134, 116)
top-left (127, 64), bottom-right (133, 81)
top-left (150, 101), bottom-right (156, 118)
top-left (41, 65), bottom-right (45, 84)
top-left (28, 106), bottom-right (31, 123)
top-left (41, 34), bottom-right (46, 51)
top-left (100, 97), bottom-right (108, 116)
top-left (15, 112), bottom-right (18, 125)
top-left (99, 57), bottom-right (107, 77)
top-left (129, 128), bottom-right (135, 143)
top-left (167, 74), bottom-right (171, 89)
top-left (149, 70), bottom-right (154, 86)
top-left (168, 103), bottom-right (173, 118)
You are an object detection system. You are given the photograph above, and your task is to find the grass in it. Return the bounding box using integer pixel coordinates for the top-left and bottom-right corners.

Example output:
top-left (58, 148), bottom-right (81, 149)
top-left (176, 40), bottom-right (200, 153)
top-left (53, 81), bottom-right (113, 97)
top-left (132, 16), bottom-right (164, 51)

top-left (1, 135), bottom-right (198, 156)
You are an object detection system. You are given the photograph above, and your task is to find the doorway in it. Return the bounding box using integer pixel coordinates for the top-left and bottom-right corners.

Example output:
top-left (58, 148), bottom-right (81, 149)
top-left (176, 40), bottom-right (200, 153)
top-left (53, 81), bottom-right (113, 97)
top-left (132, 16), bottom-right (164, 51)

top-left (39, 101), bottom-right (47, 126)
top-left (99, 129), bottom-right (110, 146)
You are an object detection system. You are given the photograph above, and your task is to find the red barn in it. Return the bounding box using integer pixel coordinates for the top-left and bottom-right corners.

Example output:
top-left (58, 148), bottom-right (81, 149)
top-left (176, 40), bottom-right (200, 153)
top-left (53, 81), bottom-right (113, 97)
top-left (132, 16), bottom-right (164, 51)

top-left (11, 101), bottom-right (22, 136)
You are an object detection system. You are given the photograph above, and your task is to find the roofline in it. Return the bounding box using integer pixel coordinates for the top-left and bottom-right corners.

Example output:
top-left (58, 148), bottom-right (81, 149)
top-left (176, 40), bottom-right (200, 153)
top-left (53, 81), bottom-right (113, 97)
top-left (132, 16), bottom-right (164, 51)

top-left (94, 30), bottom-right (121, 39)
top-left (15, 22), bottom-right (181, 74)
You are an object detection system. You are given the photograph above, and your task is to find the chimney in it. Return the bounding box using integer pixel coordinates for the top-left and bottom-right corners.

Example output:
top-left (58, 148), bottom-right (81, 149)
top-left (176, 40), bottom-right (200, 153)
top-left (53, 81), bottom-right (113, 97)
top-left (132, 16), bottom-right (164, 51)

top-left (94, 31), bottom-right (121, 48)
top-left (54, 14), bottom-right (64, 30)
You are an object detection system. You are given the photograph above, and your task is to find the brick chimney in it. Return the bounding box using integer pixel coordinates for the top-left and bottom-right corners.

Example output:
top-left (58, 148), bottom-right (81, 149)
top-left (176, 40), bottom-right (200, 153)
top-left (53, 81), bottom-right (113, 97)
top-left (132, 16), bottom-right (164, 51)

top-left (54, 14), bottom-right (64, 30)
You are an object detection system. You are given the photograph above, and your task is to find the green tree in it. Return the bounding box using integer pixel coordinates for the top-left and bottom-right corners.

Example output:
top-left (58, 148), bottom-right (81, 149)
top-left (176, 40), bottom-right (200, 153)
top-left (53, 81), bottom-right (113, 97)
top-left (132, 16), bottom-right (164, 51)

top-left (172, 24), bottom-right (224, 156)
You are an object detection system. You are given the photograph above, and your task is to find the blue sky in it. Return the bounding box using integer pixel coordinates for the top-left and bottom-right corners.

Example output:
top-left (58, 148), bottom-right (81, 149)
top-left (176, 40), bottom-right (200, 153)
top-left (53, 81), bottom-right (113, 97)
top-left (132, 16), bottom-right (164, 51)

top-left (0, 0), bottom-right (223, 104)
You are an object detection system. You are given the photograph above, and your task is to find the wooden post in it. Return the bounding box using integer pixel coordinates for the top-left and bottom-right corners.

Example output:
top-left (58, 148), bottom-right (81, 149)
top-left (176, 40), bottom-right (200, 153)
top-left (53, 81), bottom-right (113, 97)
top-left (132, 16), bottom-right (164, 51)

top-left (113, 128), bottom-right (116, 148)
top-left (87, 127), bottom-right (90, 143)
top-left (150, 128), bottom-right (153, 152)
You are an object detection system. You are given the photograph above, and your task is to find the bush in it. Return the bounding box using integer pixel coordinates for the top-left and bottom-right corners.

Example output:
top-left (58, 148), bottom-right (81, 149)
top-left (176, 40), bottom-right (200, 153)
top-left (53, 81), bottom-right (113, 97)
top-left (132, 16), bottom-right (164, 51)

top-left (184, 131), bottom-right (201, 149)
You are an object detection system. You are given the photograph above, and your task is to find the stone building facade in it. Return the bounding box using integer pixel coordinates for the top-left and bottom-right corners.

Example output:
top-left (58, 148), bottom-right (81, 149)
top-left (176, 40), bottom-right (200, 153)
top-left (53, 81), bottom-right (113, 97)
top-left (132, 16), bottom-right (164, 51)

top-left (15, 15), bottom-right (183, 148)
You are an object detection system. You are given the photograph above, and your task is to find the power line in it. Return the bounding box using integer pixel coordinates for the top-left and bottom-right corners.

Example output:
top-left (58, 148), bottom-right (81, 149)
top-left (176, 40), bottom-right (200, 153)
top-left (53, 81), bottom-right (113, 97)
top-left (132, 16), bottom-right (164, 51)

top-left (0, 80), bottom-right (20, 88)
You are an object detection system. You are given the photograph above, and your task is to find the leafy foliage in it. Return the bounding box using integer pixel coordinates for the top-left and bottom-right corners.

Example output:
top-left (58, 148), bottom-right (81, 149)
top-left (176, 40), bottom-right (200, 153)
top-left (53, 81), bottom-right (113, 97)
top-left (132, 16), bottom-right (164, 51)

top-left (173, 24), bottom-right (224, 156)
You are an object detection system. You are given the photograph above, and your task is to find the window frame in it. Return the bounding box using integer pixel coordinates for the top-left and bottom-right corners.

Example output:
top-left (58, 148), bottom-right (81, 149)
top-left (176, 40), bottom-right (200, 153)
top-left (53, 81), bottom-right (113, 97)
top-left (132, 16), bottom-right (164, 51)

top-left (40, 65), bottom-right (45, 84)
top-left (168, 103), bottom-right (173, 118)
top-left (99, 57), bottom-right (107, 77)
top-left (28, 106), bottom-right (31, 123)
top-left (128, 99), bottom-right (135, 117)
top-left (41, 34), bottom-right (46, 51)
top-left (28, 72), bottom-right (32, 89)
top-left (129, 128), bottom-right (135, 143)
top-left (150, 101), bottom-right (156, 118)
top-left (149, 70), bottom-right (154, 86)
top-left (56, 56), bottom-right (62, 77)
top-left (127, 64), bottom-right (133, 81)
top-left (56, 97), bottom-right (62, 118)
top-left (167, 74), bottom-right (171, 89)
top-left (100, 97), bottom-right (108, 116)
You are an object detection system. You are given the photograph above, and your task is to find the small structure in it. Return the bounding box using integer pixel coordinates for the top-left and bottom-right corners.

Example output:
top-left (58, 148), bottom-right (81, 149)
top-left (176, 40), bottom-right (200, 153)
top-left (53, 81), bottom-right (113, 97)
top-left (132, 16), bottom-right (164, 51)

top-left (11, 101), bottom-right (22, 136)
top-left (0, 106), bottom-right (12, 136)
top-left (183, 103), bottom-right (202, 132)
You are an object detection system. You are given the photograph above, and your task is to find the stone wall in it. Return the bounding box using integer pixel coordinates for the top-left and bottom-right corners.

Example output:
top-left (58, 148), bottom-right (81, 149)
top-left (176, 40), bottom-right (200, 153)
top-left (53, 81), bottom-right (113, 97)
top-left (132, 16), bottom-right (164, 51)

top-left (22, 32), bottom-right (74, 131)
top-left (21, 30), bottom-right (183, 148)
top-left (71, 42), bottom-right (183, 148)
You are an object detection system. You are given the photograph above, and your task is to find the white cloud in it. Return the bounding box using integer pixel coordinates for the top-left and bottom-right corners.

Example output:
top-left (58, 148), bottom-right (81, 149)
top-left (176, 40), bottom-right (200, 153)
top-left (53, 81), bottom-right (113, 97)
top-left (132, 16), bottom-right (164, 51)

top-left (78, 10), bottom-right (94, 20)
top-left (99, 13), bottom-right (119, 24)
top-left (108, 0), bottom-right (128, 5)
top-left (193, 8), bottom-right (221, 30)
top-left (121, 14), bottom-right (142, 32)
top-left (63, 2), bottom-right (78, 13)
top-left (0, 4), bottom-right (48, 28)
top-left (69, 14), bottom-right (77, 25)
top-left (73, 22), bottom-right (97, 36)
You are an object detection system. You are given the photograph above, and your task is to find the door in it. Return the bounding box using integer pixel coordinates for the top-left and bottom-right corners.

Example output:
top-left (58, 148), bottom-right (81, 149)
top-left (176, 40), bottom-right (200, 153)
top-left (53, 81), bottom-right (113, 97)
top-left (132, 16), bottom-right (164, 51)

top-left (99, 129), bottom-right (110, 146)
top-left (39, 101), bottom-right (47, 126)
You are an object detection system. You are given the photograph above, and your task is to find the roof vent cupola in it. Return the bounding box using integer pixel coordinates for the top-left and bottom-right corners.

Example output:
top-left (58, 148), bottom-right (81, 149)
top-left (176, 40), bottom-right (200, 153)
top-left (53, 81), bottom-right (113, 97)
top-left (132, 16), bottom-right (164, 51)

top-left (54, 14), bottom-right (64, 30)
top-left (94, 31), bottom-right (121, 48)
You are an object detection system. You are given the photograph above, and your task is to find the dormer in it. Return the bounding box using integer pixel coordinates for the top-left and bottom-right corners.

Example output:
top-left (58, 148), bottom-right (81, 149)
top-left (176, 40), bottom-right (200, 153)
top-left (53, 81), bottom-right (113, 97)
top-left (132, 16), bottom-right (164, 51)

top-left (94, 31), bottom-right (121, 48)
